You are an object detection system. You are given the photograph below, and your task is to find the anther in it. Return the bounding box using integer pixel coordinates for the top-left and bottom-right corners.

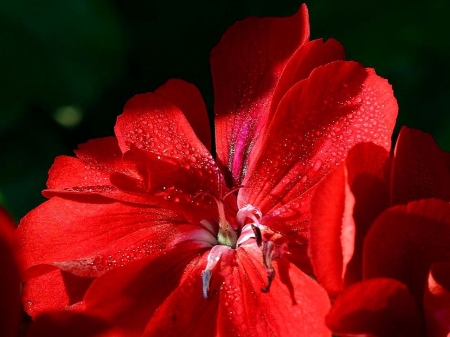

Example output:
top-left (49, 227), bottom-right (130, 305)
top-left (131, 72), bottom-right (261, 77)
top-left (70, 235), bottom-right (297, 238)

top-left (201, 245), bottom-right (226, 299)
top-left (261, 240), bottom-right (276, 292)
top-left (251, 224), bottom-right (262, 247)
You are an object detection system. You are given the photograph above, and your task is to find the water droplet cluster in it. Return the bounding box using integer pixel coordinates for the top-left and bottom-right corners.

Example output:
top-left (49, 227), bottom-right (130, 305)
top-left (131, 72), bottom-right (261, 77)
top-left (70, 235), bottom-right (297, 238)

top-left (118, 108), bottom-right (226, 215)
top-left (92, 240), bottom-right (164, 272)
top-left (62, 185), bottom-right (117, 194)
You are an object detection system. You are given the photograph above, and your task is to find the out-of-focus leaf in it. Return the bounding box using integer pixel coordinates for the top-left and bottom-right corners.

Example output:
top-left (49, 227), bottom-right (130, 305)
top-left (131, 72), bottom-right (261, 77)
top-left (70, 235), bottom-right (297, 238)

top-left (0, 0), bottom-right (126, 130)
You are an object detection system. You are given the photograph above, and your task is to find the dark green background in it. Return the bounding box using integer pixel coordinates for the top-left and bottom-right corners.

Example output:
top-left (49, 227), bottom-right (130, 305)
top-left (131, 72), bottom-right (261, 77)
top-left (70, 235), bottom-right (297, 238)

top-left (1, 0), bottom-right (449, 220)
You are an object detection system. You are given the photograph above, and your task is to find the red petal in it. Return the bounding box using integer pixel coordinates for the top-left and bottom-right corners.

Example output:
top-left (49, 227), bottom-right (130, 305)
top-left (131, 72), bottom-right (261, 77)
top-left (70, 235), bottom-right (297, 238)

top-left (271, 38), bottom-right (346, 117)
top-left (214, 245), bottom-right (330, 337)
top-left (114, 91), bottom-right (225, 197)
top-left (310, 143), bottom-right (390, 297)
top-left (211, 5), bottom-right (309, 185)
top-left (391, 127), bottom-right (450, 205)
top-left (363, 199), bottom-right (450, 305)
top-left (142, 246), bottom-right (218, 336)
top-left (82, 242), bottom-right (210, 336)
top-left (22, 269), bottom-right (92, 317)
top-left (0, 207), bottom-right (20, 337)
top-left (44, 137), bottom-right (143, 201)
top-left (114, 146), bottom-right (224, 223)
top-left (423, 262), bottom-right (450, 337)
top-left (154, 79), bottom-right (211, 151)
top-left (17, 197), bottom-right (208, 275)
top-left (344, 143), bottom-right (390, 285)
top-left (240, 60), bottom-right (397, 214)
top-left (326, 278), bottom-right (424, 337)
top-left (309, 164), bottom-right (355, 297)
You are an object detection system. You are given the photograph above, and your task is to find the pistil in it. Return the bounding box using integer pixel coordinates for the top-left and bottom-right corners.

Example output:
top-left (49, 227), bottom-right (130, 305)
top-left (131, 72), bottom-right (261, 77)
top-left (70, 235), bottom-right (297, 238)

top-left (207, 193), bottom-right (237, 248)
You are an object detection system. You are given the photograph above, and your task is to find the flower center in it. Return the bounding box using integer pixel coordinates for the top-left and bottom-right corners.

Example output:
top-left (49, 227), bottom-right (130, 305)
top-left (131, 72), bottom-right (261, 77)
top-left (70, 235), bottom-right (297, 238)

top-left (200, 201), bottom-right (287, 299)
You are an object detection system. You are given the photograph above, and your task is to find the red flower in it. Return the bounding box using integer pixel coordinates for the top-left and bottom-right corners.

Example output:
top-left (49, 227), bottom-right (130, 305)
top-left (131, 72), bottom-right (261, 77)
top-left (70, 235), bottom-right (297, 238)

top-left (309, 127), bottom-right (450, 336)
top-left (0, 206), bottom-right (21, 337)
top-left (17, 4), bottom-right (398, 336)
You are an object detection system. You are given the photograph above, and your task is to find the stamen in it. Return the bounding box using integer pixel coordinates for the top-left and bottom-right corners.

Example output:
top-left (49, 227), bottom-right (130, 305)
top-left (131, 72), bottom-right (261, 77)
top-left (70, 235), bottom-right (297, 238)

top-left (203, 193), bottom-right (237, 248)
top-left (236, 224), bottom-right (255, 246)
top-left (251, 224), bottom-right (262, 247)
top-left (202, 245), bottom-right (228, 299)
top-left (260, 232), bottom-right (287, 292)
top-left (261, 241), bottom-right (276, 292)
top-left (236, 204), bottom-right (265, 247)
top-left (236, 204), bottom-right (262, 227)
top-left (202, 270), bottom-right (213, 299)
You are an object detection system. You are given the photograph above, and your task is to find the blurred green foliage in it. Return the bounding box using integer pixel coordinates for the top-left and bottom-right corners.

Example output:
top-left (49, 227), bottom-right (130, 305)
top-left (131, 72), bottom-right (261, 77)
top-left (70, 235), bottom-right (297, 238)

top-left (1, 0), bottom-right (449, 220)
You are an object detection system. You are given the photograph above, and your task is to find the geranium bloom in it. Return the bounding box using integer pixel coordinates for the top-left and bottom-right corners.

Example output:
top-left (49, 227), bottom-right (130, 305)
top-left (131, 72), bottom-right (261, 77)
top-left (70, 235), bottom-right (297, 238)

top-left (309, 127), bottom-right (450, 336)
top-left (18, 4), bottom-right (397, 336)
top-left (0, 206), bottom-right (20, 337)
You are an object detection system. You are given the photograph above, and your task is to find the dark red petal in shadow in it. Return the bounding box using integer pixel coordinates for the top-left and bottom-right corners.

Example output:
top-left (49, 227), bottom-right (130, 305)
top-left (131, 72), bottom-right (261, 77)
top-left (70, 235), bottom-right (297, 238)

top-left (310, 143), bottom-right (390, 297)
top-left (309, 164), bottom-right (354, 297)
top-left (143, 246), bottom-right (218, 337)
top-left (0, 206), bottom-right (20, 337)
top-left (82, 242), bottom-right (210, 336)
top-left (22, 269), bottom-right (93, 317)
top-left (326, 278), bottom-right (424, 337)
top-left (391, 127), bottom-right (450, 205)
top-left (344, 142), bottom-right (390, 285)
top-left (211, 4), bottom-right (309, 185)
top-left (424, 262), bottom-right (450, 337)
top-left (155, 79), bottom-right (211, 151)
top-left (26, 312), bottom-right (110, 337)
top-left (363, 199), bottom-right (450, 305)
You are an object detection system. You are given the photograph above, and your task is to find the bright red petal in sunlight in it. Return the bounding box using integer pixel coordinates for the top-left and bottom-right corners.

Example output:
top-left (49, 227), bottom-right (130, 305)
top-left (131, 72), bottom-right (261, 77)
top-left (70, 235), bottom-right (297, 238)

top-left (424, 262), bottom-right (450, 337)
top-left (215, 247), bottom-right (330, 337)
top-left (154, 79), bottom-right (211, 151)
top-left (211, 5), bottom-right (309, 185)
top-left (363, 199), bottom-right (450, 305)
top-left (44, 137), bottom-right (138, 199)
top-left (114, 91), bottom-right (225, 198)
top-left (17, 197), bottom-right (211, 316)
top-left (391, 127), bottom-right (450, 205)
top-left (240, 61), bottom-right (397, 214)
top-left (326, 278), bottom-right (424, 337)
top-left (271, 38), bottom-right (345, 117)
top-left (17, 197), bottom-right (201, 273)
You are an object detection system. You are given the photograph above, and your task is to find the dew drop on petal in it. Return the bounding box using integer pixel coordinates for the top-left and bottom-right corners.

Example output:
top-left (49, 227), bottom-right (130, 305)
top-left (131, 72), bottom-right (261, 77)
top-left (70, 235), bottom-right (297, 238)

top-left (312, 159), bottom-right (322, 172)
